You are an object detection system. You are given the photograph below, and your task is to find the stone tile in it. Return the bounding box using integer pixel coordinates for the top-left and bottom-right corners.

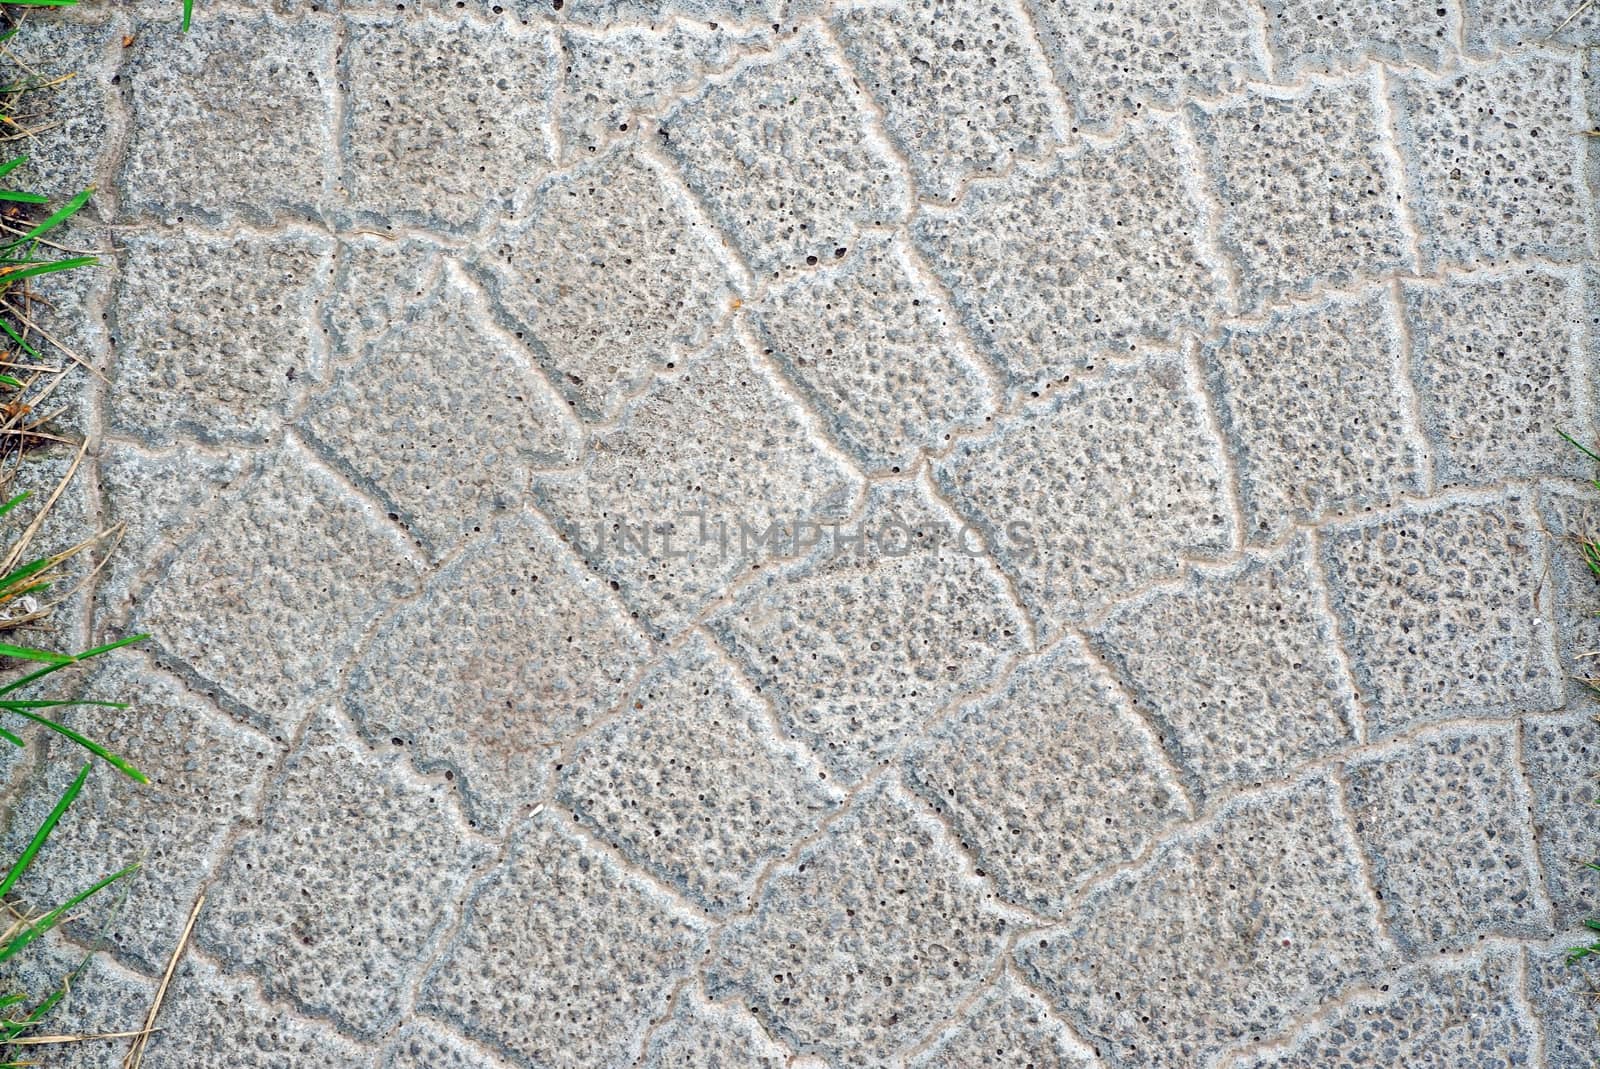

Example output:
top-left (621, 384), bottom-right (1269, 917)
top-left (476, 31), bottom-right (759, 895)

top-left (640, 996), bottom-right (792, 1068)
top-left (1189, 80), bottom-right (1410, 312)
top-left (559, 632), bottom-right (838, 913)
top-left (383, 1020), bottom-right (518, 1069)
top-left (533, 333), bottom-right (863, 640)
top-left (133, 439), bottom-right (424, 733)
top-left (120, 12), bottom-right (334, 224)
top-left (300, 265), bottom-right (582, 559)
top-left (1016, 773), bottom-right (1391, 1067)
top-left (1202, 289), bottom-right (1425, 544)
top-left (829, 0), bottom-right (1061, 199)
top-left (906, 635), bottom-right (1190, 915)
top-left (466, 144), bottom-right (733, 423)
top-left (749, 233), bottom-right (996, 472)
top-left (1345, 724), bottom-right (1552, 955)
top-left (110, 230), bottom-right (331, 446)
top-left (551, 0), bottom-right (783, 25)
top-left (1228, 947), bottom-right (1535, 1069)
top-left (910, 970), bottom-right (1098, 1069)
top-left (200, 710), bottom-right (493, 1037)
top-left (422, 811), bottom-right (707, 1067)
top-left (1262, 0), bottom-right (1459, 77)
top-left (707, 781), bottom-right (1011, 1065)
top-left (658, 27), bottom-right (910, 277)
top-left (1403, 266), bottom-right (1593, 488)
top-left (1526, 937), bottom-right (1600, 1069)
top-left (1524, 714), bottom-right (1600, 928)
top-left (914, 121), bottom-right (1226, 391)
top-left (1319, 492), bottom-right (1562, 735)
top-left (1024, 0), bottom-right (1262, 130)
top-left (0, 934), bottom-right (156, 1069)
top-left (933, 350), bottom-right (1235, 640)
top-left (322, 236), bottom-right (445, 359)
top-left (1536, 482), bottom-right (1600, 695)
top-left (707, 479), bottom-right (1027, 783)
top-left (1089, 537), bottom-right (1358, 801)
top-left (339, 16), bottom-right (555, 231)
top-left (1390, 54), bottom-right (1590, 270)
top-left (1463, 0), bottom-right (1600, 53)
top-left (346, 510), bottom-right (651, 834)
top-left (1, 658), bottom-right (277, 973)
top-left (2, 20), bottom-right (119, 199)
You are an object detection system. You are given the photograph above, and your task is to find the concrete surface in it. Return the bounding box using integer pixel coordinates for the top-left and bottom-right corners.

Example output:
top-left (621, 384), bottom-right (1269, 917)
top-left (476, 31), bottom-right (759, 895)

top-left (0, 1), bottom-right (1596, 1066)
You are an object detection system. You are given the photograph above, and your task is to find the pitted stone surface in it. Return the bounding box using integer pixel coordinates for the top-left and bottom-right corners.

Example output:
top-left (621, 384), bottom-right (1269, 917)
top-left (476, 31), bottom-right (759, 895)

top-left (1524, 713), bottom-right (1600, 928)
top-left (909, 970), bottom-right (1099, 1069)
top-left (639, 996), bottom-right (793, 1068)
top-left (1527, 935), bottom-right (1600, 1069)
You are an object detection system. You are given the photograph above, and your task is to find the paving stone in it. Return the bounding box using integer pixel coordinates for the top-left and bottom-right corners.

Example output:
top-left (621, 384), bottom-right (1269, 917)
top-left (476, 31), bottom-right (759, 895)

top-left (0, 934), bottom-right (155, 1069)
top-left (384, 1019), bottom-right (518, 1069)
top-left (1403, 266), bottom-right (1593, 488)
top-left (706, 780), bottom-right (1011, 1065)
top-left (1089, 537), bottom-right (1358, 801)
top-left (467, 144), bottom-right (733, 423)
top-left (422, 810), bottom-right (707, 1067)
top-left (933, 350), bottom-right (1235, 640)
top-left (120, 12), bottom-right (334, 224)
top-left (2, 19), bottom-right (118, 199)
top-left (1390, 54), bottom-right (1589, 271)
top-left (0, 658), bottom-right (276, 973)
top-left (707, 479), bottom-right (1027, 783)
top-left (1526, 937), bottom-right (1600, 1069)
top-left (1262, 0), bottom-right (1458, 76)
top-left (905, 635), bottom-right (1190, 915)
top-left (1024, 0), bottom-right (1263, 130)
top-left (559, 632), bottom-right (838, 913)
top-left (339, 16), bottom-right (555, 231)
top-left (1189, 80), bottom-right (1410, 312)
top-left (1202, 289), bottom-right (1426, 544)
top-left (914, 122), bottom-right (1226, 391)
top-left (829, 0), bottom-right (1061, 200)
top-left (322, 236), bottom-right (445, 359)
top-left (749, 233), bottom-right (995, 472)
top-left (1523, 714), bottom-right (1600, 928)
top-left (1319, 492), bottom-right (1563, 735)
top-left (533, 332), bottom-right (863, 639)
top-left (910, 970), bottom-right (1099, 1069)
top-left (300, 265), bottom-right (582, 558)
top-left (1227, 947), bottom-right (1535, 1069)
top-left (133, 440), bottom-right (424, 733)
top-left (658, 27), bottom-right (910, 277)
top-left (1536, 482), bottom-right (1600, 695)
top-left (200, 710), bottom-right (492, 1037)
top-left (1463, 0), bottom-right (1600, 53)
top-left (346, 510), bottom-right (651, 834)
top-left (1016, 773), bottom-right (1391, 1067)
top-left (551, 0), bottom-right (784, 26)
top-left (640, 995), bottom-right (792, 1068)
top-left (1345, 724), bottom-right (1552, 955)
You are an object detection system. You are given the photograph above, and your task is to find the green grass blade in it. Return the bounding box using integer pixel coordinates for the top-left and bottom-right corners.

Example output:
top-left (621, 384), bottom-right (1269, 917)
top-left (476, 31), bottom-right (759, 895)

top-left (0, 492), bottom-right (27, 521)
top-left (0, 728), bottom-right (21, 747)
top-left (0, 256), bottom-right (98, 285)
top-left (0, 707), bottom-right (144, 782)
top-left (0, 764), bottom-right (89, 899)
top-left (1558, 427), bottom-right (1600, 465)
top-left (0, 556), bottom-right (59, 599)
top-left (0, 317), bottom-right (44, 361)
top-left (0, 634), bottom-right (147, 699)
top-left (0, 645), bottom-right (75, 667)
top-left (0, 159), bottom-right (24, 184)
top-left (0, 192), bottom-right (46, 206)
top-left (182, 0), bottom-right (193, 31)
top-left (0, 863), bottom-right (137, 965)
top-left (0, 188), bottom-right (91, 251)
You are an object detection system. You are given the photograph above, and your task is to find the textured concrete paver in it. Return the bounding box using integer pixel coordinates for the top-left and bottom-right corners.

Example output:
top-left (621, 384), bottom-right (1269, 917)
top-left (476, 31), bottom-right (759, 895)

top-left (8, 3), bottom-right (1600, 1065)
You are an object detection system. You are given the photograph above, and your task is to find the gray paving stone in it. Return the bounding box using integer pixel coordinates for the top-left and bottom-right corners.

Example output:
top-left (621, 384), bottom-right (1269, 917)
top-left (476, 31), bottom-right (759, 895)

top-left (909, 970), bottom-right (1099, 1069)
top-left (422, 810), bottom-right (707, 1067)
top-left (466, 144), bottom-right (734, 423)
top-left (1016, 773), bottom-right (1391, 1067)
top-left (533, 332), bottom-right (863, 639)
top-left (559, 631), bottom-right (838, 913)
top-left (1189, 81), bottom-right (1410, 312)
top-left (1403, 266), bottom-right (1593, 488)
top-left (1, 19), bottom-right (119, 200)
top-left (658, 27), bottom-right (910, 277)
top-left (133, 440), bottom-right (424, 733)
top-left (1524, 713), bottom-right (1600, 929)
top-left (905, 634), bottom-right (1191, 915)
top-left (383, 1021), bottom-right (518, 1069)
top-left (1023, 0), bottom-right (1262, 131)
top-left (120, 12), bottom-right (335, 224)
top-left (1089, 537), bottom-right (1358, 801)
top-left (933, 350), bottom-right (1235, 640)
top-left (110, 230), bottom-right (331, 445)
top-left (339, 15), bottom-right (555, 231)
top-left (639, 995), bottom-right (792, 1068)
top-left (1345, 724), bottom-right (1553, 955)
top-left (1262, 0), bottom-right (1458, 76)
top-left (1390, 53), bottom-right (1590, 270)
top-left (1202, 289), bottom-right (1426, 544)
top-left (1526, 936), bottom-right (1600, 1069)
top-left (322, 236), bottom-right (445, 360)
top-left (914, 122), bottom-right (1226, 392)
top-left (1536, 482), bottom-right (1600, 696)
top-left (1319, 492), bottom-right (1563, 734)
top-left (1226, 947), bottom-right (1535, 1069)
top-left (748, 231), bottom-right (997, 473)
top-left (1463, 0), bottom-right (1600, 53)
top-left (706, 780), bottom-right (1011, 1065)
top-left (200, 710), bottom-right (492, 1037)
top-left (300, 264), bottom-right (582, 558)
top-left (829, 0), bottom-right (1061, 200)
top-left (346, 510), bottom-right (651, 834)
top-left (551, 0), bottom-right (783, 26)
top-left (706, 479), bottom-right (1027, 783)
top-left (0, 934), bottom-right (155, 1069)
